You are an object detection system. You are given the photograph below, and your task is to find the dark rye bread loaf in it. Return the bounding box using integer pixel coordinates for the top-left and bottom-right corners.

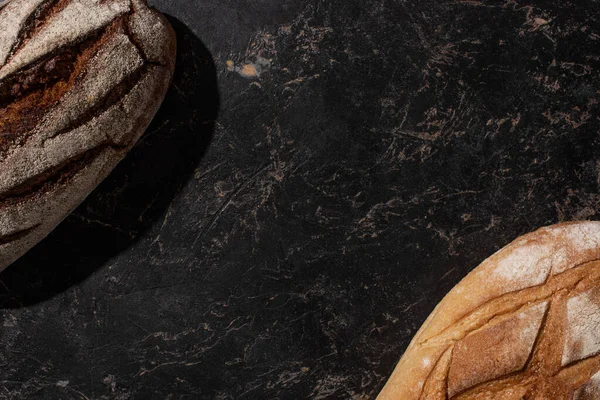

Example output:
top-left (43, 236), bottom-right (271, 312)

top-left (0, 0), bottom-right (176, 270)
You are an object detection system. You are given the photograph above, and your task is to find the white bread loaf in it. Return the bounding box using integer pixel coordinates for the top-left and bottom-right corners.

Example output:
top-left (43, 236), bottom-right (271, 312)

top-left (378, 221), bottom-right (600, 399)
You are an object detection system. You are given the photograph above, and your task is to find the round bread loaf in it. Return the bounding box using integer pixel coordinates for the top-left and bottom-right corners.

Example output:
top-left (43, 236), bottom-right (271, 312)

top-left (0, 0), bottom-right (176, 270)
top-left (378, 221), bottom-right (600, 400)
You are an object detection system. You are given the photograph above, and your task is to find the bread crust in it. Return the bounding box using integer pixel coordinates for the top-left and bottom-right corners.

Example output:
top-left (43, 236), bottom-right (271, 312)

top-left (0, 0), bottom-right (176, 271)
top-left (378, 221), bottom-right (600, 400)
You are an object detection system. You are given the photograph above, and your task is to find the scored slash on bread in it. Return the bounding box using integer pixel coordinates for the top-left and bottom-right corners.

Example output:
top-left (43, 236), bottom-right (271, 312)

top-left (0, 0), bottom-right (176, 270)
top-left (378, 221), bottom-right (600, 400)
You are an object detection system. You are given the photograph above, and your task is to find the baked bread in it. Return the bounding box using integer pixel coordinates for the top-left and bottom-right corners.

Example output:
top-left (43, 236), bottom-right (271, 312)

top-left (0, 0), bottom-right (176, 270)
top-left (378, 221), bottom-right (600, 399)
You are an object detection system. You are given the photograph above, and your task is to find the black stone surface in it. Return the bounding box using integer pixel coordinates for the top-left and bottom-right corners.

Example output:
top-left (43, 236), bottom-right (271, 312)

top-left (2, 0), bottom-right (600, 398)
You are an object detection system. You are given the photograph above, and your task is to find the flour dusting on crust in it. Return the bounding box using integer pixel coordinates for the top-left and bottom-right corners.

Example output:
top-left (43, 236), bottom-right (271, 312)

top-left (491, 243), bottom-right (553, 290)
top-left (563, 286), bottom-right (600, 365)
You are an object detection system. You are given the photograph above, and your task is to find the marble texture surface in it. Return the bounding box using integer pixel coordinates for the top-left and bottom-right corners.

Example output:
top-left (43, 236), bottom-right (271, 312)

top-left (1, 0), bottom-right (600, 398)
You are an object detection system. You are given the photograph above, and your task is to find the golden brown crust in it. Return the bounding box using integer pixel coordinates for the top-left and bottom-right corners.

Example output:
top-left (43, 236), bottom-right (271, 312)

top-left (378, 221), bottom-right (600, 400)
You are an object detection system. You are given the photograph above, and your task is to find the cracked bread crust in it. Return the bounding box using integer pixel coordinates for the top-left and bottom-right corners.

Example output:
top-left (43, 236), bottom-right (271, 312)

top-left (0, 0), bottom-right (176, 270)
top-left (378, 221), bottom-right (600, 400)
